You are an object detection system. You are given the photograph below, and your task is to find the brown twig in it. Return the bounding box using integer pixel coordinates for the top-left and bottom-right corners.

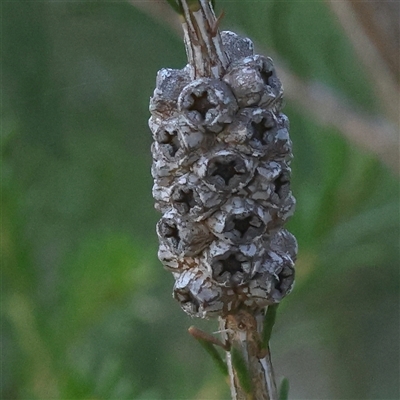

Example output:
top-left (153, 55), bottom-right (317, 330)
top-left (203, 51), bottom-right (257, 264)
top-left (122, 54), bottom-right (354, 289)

top-left (219, 310), bottom-right (278, 400)
top-left (327, 0), bottom-right (399, 123)
top-left (179, 0), bottom-right (228, 78)
top-left (347, 0), bottom-right (399, 81)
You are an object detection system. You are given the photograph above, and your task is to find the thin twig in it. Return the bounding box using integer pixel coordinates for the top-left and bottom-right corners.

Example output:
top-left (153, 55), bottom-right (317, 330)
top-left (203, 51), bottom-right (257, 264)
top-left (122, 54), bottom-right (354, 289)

top-left (219, 310), bottom-right (278, 400)
top-left (180, 0), bottom-right (228, 78)
top-left (347, 0), bottom-right (399, 81)
top-left (327, 0), bottom-right (399, 122)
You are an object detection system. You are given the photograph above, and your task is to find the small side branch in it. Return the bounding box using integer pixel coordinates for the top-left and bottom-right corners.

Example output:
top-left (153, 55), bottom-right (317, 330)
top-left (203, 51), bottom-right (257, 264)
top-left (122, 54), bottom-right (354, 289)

top-left (188, 326), bottom-right (229, 376)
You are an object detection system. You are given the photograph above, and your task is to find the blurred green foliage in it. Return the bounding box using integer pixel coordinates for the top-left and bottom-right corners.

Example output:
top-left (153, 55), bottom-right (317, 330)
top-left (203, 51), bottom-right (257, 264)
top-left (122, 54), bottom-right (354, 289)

top-left (2, 1), bottom-right (399, 399)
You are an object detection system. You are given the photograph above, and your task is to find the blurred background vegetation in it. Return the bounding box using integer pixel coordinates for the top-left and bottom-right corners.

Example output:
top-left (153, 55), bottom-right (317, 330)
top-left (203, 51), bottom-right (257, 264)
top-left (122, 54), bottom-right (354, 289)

top-left (2, 1), bottom-right (399, 399)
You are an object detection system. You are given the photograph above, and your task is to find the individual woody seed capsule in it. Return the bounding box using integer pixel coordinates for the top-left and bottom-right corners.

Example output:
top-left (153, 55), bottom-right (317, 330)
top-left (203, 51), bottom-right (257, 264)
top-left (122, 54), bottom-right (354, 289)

top-left (223, 55), bottom-right (283, 109)
top-left (243, 161), bottom-right (295, 226)
top-left (173, 268), bottom-right (224, 318)
top-left (150, 114), bottom-right (214, 153)
top-left (220, 31), bottom-right (254, 62)
top-left (178, 78), bottom-right (238, 133)
top-left (243, 162), bottom-right (282, 203)
top-left (157, 242), bottom-right (188, 271)
top-left (245, 276), bottom-right (275, 308)
top-left (206, 197), bottom-right (271, 244)
top-left (158, 242), bottom-right (179, 270)
top-left (149, 67), bottom-right (191, 117)
top-left (152, 181), bottom-right (171, 212)
top-left (221, 108), bottom-right (279, 157)
top-left (247, 109), bottom-right (278, 151)
top-left (158, 242), bottom-right (202, 272)
top-left (210, 249), bottom-right (250, 287)
top-left (151, 141), bottom-right (187, 181)
top-left (194, 149), bottom-right (256, 193)
top-left (274, 192), bottom-right (296, 225)
top-left (270, 229), bottom-right (298, 262)
top-left (205, 240), bottom-right (264, 287)
top-left (171, 173), bottom-right (227, 220)
top-left (150, 115), bottom-right (210, 166)
top-left (176, 119), bottom-right (215, 153)
top-left (273, 262), bottom-right (295, 298)
top-left (267, 165), bottom-right (291, 204)
top-left (150, 118), bottom-right (182, 158)
top-left (149, 116), bottom-right (199, 168)
top-left (266, 165), bottom-right (296, 218)
top-left (262, 113), bottom-right (292, 161)
top-left (170, 181), bottom-right (197, 215)
top-left (157, 210), bottom-right (211, 257)
top-left (259, 252), bottom-right (295, 302)
top-left (245, 270), bottom-right (291, 308)
top-left (241, 248), bottom-right (295, 306)
top-left (258, 245), bottom-right (295, 274)
top-left (150, 142), bottom-right (178, 181)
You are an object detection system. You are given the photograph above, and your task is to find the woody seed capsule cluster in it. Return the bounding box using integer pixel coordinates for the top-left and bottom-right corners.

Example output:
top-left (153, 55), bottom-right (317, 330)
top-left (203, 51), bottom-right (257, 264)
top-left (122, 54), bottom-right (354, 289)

top-left (149, 30), bottom-right (297, 319)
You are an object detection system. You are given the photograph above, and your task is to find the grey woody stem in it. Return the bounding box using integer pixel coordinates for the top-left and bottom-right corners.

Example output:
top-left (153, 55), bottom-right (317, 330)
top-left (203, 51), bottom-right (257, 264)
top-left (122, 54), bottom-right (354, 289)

top-left (219, 310), bottom-right (278, 400)
top-left (180, 0), bottom-right (228, 79)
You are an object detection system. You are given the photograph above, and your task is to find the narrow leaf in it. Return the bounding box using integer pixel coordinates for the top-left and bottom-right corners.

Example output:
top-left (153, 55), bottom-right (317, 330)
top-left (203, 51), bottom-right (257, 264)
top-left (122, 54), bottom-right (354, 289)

top-left (165, 0), bottom-right (182, 14)
top-left (200, 338), bottom-right (228, 376)
top-left (262, 304), bottom-right (279, 347)
top-left (189, 330), bottom-right (228, 376)
top-left (279, 377), bottom-right (290, 400)
top-left (231, 347), bottom-right (252, 394)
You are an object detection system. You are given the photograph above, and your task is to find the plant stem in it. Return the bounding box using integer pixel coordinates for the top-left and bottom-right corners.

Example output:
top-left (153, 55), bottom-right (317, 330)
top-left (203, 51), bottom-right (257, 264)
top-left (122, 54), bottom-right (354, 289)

top-left (179, 0), bottom-right (228, 79)
top-left (176, 2), bottom-right (280, 398)
top-left (219, 310), bottom-right (278, 400)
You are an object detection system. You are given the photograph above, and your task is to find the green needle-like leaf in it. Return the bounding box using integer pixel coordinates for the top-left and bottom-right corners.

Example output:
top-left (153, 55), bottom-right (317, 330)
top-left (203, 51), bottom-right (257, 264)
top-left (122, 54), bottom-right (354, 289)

top-left (231, 347), bottom-right (252, 394)
top-left (195, 338), bottom-right (228, 376)
top-left (279, 377), bottom-right (290, 400)
top-left (165, 0), bottom-right (182, 14)
top-left (262, 304), bottom-right (279, 348)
